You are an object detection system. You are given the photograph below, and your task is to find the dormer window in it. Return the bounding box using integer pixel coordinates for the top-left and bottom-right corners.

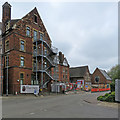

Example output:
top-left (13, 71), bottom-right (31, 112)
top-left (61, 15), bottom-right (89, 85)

top-left (6, 21), bottom-right (10, 31)
top-left (34, 15), bottom-right (37, 23)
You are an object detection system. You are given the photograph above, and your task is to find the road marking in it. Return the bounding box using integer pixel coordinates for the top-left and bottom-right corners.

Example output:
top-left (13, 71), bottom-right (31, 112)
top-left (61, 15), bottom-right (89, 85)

top-left (43, 109), bottom-right (47, 111)
top-left (30, 112), bottom-right (35, 115)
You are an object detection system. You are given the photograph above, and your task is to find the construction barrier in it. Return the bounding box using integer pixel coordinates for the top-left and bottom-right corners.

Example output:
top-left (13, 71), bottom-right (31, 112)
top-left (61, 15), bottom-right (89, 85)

top-left (91, 88), bottom-right (110, 92)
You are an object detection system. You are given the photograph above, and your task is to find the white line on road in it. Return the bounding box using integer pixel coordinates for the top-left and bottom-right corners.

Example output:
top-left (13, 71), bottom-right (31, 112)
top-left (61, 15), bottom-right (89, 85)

top-left (29, 112), bottom-right (35, 115)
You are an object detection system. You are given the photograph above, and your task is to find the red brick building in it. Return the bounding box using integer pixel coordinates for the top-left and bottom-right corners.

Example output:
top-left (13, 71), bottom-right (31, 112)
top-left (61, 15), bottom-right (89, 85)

top-left (51, 52), bottom-right (70, 84)
top-left (2, 2), bottom-right (70, 94)
top-left (91, 68), bottom-right (112, 89)
top-left (70, 66), bottom-right (91, 91)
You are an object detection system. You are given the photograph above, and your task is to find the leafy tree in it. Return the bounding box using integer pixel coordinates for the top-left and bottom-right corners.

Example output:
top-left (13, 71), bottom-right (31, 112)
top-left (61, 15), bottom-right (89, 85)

top-left (107, 65), bottom-right (120, 92)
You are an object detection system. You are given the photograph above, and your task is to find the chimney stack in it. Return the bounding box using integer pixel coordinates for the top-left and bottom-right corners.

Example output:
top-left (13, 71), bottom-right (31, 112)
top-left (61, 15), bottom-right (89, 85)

top-left (2, 2), bottom-right (12, 33)
top-left (59, 52), bottom-right (64, 64)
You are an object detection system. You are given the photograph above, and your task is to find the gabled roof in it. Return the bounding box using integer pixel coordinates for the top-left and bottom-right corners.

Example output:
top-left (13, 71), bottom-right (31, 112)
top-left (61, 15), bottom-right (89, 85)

top-left (63, 57), bottom-right (69, 66)
top-left (10, 7), bottom-right (38, 27)
top-left (8, 7), bottom-right (51, 41)
top-left (70, 66), bottom-right (89, 78)
top-left (10, 19), bottom-right (20, 27)
top-left (2, 2), bottom-right (11, 8)
top-left (99, 69), bottom-right (112, 80)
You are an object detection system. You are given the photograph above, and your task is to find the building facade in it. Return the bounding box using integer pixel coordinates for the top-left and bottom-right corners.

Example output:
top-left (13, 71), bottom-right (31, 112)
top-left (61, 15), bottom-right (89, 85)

top-left (91, 68), bottom-right (112, 89)
top-left (51, 52), bottom-right (70, 93)
top-left (0, 22), bottom-right (3, 95)
top-left (70, 66), bottom-right (91, 91)
top-left (51, 52), bottom-right (70, 84)
top-left (2, 2), bottom-right (63, 94)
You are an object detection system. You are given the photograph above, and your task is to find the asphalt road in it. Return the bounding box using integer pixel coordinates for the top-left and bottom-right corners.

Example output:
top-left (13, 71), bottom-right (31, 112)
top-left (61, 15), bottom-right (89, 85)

top-left (2, 91), bottom-right (118, 118)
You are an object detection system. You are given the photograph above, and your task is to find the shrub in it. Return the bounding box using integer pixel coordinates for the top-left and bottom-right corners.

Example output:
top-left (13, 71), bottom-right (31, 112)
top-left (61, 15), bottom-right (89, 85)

top-left (104, 93), bottom-right (109, 96)
top-left (97, 96), bottom-right (103, 100)
top-left (111, 91), bottom-right (115, 96)
top-left (97, 91), bottom-right (115, 102)
top-left (105, 93), bottom-right (115, 102)
top-left (97, 96), bottom-right (106, 101)
top-left (110, 81), bottom-right (115, 92)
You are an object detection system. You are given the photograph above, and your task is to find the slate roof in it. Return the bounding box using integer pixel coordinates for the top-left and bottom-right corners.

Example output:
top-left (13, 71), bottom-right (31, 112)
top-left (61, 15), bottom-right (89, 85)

top-left (70, 66), bottom-right (89, 78)
top-left (99, 69), bottom-right (112, 80)
top-left (10, 19), bottom-right (20, 27)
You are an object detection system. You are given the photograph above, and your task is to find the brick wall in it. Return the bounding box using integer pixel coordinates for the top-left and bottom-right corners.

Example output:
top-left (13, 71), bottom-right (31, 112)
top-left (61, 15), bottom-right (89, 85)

top-left (91, 68), bottom-right (112, 84)
top-left (2, 3), bottom-right (56, 94)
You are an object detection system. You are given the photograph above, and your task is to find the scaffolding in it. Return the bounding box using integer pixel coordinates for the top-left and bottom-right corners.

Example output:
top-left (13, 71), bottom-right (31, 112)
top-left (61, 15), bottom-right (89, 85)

top-left (33, 32), bottom-right (58, 91)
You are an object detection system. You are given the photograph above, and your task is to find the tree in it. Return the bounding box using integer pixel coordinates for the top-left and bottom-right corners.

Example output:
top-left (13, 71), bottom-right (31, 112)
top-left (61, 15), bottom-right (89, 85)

top-left (107, 65), bottom-right (120, 92)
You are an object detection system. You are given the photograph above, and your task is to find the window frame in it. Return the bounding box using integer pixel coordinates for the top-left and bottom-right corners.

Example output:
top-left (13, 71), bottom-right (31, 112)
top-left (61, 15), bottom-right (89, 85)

top-left (26, 26), bottom-right (31, 37)
top-left (34, 15), bottom-right (38, 23)
top-left (5, 40), bottom-right (9, 52)
top-left (44, 47), bottom-right (47, 55)
top-left (20, 56), bottom-right (25, 67)
top-left (20, 72), bottom-right (24, 85)
top-left (5, 55), bottom-right (9, 67)
top-left (20, 40), bottom-right (25, 51)
top-left (6, 21), bottom-right (10, 31)
top-left (40, 33), bottom-right (43, 41)
top-left (33, 30), bottom-right (38, 42)
top-left (95, 76), bottom-right (100, 83)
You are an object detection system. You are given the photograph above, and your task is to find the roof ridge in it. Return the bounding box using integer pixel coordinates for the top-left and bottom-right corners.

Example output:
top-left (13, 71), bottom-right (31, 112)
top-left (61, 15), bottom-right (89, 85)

top-left (70, 65), bottom-right (88, 69)
top-left (99, 68), bottom-right (112, 80)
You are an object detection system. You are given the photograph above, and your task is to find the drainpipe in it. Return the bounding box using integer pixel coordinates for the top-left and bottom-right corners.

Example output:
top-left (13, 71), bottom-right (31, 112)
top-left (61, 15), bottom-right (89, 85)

top-left (6, 53), bottom-right (9, 96)
top-left (41, 35), bottom-right (43, 92)
top-left (36, 40), bottom-right (37, 84)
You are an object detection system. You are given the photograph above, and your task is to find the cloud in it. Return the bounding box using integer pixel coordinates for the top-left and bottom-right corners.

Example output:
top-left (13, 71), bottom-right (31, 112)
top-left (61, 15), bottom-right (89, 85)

top-left (0, 2), bottom-right (117, 73)
top-left (44, 2), bottom-right (117, 73)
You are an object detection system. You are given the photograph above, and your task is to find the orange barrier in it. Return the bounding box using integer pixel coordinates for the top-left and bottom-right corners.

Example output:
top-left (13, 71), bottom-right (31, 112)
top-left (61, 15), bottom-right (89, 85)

top-left (91, 88), bottom-right (110, 92)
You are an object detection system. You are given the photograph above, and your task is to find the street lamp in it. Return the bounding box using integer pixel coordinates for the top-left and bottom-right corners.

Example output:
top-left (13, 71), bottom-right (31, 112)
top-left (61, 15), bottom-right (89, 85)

top-left (6, 53), bottom-right (9, 96)
top-left (0, 49), bottom-right (2, 96)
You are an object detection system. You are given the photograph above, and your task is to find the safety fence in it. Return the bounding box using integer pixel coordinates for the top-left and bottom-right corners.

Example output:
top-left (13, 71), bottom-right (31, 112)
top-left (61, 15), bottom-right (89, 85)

top-left (91, 88), bottom-right (110, 92)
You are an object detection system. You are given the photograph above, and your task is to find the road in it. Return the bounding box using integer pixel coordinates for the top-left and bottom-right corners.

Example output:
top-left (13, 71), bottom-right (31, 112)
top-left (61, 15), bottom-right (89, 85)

top-left (2, 91), bottom-right (118, 118)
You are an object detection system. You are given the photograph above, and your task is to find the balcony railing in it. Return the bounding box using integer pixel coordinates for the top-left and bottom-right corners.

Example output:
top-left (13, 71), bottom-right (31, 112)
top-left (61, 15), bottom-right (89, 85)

top-left (33, 50), bottom-right (55, 66)
top-left (33, 38), bottom-right (58, 55)
top-left (33, 65), bottom-right (53, 80)
top-left (33, 50), bottom-right (48, 57)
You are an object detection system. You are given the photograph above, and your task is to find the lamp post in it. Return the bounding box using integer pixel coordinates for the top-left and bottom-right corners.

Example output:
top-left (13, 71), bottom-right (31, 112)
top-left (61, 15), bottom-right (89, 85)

top-left (6, 53), bottom-right (9, 96)
top-left (0, 33), bottom-right (3, 96)
top-left (0, 50), bottom-right (2, 96)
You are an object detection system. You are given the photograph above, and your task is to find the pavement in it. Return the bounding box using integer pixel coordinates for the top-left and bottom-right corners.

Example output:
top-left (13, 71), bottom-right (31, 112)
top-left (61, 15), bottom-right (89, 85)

top-left (0, 90), bottom-right (85, 99)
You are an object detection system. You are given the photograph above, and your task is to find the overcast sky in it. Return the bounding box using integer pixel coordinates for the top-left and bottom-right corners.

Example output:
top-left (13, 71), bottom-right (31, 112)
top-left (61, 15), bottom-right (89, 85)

top-left (0, 1), bottom-right (118, 73)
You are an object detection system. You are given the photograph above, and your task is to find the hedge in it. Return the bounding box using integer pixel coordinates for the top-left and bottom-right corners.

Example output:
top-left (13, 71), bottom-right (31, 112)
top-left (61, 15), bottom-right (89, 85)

top-left (97, 92), bottom-right (115, 102)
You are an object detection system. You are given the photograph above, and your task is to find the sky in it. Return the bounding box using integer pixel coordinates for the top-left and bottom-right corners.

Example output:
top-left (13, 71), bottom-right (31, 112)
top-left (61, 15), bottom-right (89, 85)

top-left (0, 1), bottom-right (118, 73)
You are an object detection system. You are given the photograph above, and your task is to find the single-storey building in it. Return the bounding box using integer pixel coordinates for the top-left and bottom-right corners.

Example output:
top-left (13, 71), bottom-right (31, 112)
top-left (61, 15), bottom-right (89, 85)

top-left (70, 66), bottom-right (91, 91)
top-left (91, 68), bottom-right (112, 89)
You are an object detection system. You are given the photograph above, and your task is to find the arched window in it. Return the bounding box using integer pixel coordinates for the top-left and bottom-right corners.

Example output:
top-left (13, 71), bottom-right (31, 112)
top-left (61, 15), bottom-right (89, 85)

top-left (95, 76), bottom-right (100, 83)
